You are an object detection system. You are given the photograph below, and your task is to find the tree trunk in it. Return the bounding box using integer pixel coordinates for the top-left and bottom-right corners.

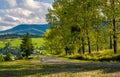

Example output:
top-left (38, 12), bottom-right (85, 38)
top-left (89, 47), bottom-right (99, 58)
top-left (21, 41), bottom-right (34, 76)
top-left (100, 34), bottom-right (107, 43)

top-left (81, 38), bottom-right (85, 54)
top-left (96, 31), bottom-right (99, 51)
top-left (112, 0), bottom-right (117, 54)
top-left (113, 18), bottom-right (117, 54)
top-left (110, 32), bottom-right (113, 49)
top-left (86, 30), bottom-right (91, 54)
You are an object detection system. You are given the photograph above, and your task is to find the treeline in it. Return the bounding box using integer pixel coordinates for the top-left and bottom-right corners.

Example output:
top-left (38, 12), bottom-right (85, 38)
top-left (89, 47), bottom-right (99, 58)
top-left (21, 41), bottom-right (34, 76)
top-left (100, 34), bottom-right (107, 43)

top-left (45, 0), bottom-right (120, 55)
top-left (0, 34), bottom-right (41, 39)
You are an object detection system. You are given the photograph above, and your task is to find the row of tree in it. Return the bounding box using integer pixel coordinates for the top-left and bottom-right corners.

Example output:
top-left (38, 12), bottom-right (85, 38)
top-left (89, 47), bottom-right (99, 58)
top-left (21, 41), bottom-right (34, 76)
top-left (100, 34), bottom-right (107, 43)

top-left (45, 0), bottom-right (120, 55)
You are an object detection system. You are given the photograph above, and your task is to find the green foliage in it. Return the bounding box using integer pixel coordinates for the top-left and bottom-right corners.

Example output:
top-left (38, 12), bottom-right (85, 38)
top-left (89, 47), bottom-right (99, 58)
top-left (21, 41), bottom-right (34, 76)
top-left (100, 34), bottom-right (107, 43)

top-left (46, 0), bottom-right (101, 55)
top-left (68, 50), bottom-right (120, 62)
top-left (44, 29), bottom-right (64, 55)
top-left (0, 54), bottom-right (4, 61)
top-left (20, 33), bottom-right (34, 59)
top-left (5, 53), bottom-right (14, 61)
top-left (46, 0), bottom-right (120, 56)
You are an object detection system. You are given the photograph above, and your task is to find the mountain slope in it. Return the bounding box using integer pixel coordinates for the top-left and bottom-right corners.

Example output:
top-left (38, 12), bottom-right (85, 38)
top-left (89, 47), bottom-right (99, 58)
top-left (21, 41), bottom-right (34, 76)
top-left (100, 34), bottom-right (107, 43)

top-left (0, 24), bottom-right (50, 36)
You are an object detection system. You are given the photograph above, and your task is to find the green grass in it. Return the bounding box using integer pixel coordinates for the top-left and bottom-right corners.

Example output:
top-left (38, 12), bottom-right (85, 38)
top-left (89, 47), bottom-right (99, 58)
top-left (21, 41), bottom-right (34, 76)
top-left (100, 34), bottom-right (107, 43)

top-left (32, 38), bottom-right (45, 48)
top-left (0, 58), bottom-right (120, 77)
top-left (64, 49), bottom-right (120, 62)
top-left (0, 38), bottom-right (45, 48)
top-left (0, 60), bottom-right (42, 77)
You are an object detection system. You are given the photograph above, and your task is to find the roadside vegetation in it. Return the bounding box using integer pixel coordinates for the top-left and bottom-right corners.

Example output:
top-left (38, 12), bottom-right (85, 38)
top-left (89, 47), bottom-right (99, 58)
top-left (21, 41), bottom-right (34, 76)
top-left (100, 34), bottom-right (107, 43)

top-left (0, 57), bottom-right (120, 77)
top-left (45, 0), bottom-right (120, 62)
top-left (62, 50), bottom-right (120, 62)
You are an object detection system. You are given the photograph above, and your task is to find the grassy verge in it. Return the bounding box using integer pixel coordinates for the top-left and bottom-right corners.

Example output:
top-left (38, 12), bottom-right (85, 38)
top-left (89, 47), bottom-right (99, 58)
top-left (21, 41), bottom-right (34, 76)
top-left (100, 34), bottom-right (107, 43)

top-left (0, 58), bottom-right (120, 77)
top-left (59, 49), bottom-right (120, 62)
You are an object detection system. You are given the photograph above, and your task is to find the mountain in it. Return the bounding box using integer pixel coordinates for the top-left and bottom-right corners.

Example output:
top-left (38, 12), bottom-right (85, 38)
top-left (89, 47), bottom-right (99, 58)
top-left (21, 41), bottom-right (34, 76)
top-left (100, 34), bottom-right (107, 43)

top-left (0, 24), bottom-right (50, 38)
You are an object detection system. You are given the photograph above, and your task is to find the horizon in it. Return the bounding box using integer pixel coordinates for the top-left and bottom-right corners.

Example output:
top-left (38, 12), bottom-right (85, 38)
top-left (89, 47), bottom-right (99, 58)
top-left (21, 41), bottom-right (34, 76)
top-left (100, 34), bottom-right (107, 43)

top-left (0, 23), bottom-right (49, 31)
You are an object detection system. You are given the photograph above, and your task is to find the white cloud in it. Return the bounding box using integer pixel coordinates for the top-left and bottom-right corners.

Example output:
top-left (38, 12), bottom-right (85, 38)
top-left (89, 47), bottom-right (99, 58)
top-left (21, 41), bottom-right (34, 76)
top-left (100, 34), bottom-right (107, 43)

top-left (6, 0), bottom-right (17, 8)
top-left (0, 0), bottom-right (52, 31)
top-left (0, 26), bottom-right (13, 31)
top-left (21, 0), bottom-right (40, 10)
top-left (0, 0), bottom-right (17, 9)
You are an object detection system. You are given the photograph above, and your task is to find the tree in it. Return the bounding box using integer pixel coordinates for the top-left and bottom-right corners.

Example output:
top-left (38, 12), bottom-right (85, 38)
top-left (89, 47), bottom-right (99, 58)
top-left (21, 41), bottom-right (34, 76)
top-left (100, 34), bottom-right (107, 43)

top-left (46, 0), bottom-right (120, 56)
top-left (20, 33), bottom-right (34, 58)
top-left (101, 0), bottom-right (120, 54)
top-left (46, 0), bottom-right (103, 55)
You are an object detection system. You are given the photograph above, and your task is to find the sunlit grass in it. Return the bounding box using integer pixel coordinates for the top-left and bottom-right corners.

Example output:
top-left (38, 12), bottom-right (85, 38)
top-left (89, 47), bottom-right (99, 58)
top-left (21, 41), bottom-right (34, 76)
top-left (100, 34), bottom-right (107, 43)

top-left (0, 58), bottom-right (120, 77)
top-left (0, 38), bottom-right (44, 48)
top-left (61, 49), bottom-right (120, 62)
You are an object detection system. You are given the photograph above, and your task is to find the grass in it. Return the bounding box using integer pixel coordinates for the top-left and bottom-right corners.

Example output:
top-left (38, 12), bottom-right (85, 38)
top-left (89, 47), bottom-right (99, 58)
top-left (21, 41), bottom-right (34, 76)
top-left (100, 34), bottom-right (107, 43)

top-left (0, 38), bottom-right (120, 76)
top-left (0, 57), bottom-right (120, 77)
top-left (58, 49), bottom-right (120, 62)
top-left (0, 38), bottom-right (45, 48)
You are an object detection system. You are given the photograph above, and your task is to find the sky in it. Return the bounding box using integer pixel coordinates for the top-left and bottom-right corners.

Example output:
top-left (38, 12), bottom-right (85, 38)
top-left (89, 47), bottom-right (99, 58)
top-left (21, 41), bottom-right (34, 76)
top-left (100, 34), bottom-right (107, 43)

top-left (0, 0), bottom-right (54, 31)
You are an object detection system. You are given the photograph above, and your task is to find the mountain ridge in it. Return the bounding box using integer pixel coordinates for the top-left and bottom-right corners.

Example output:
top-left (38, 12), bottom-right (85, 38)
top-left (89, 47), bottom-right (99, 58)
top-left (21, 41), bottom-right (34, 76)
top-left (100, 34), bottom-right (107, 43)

top-left (0, 24), bottom-right (50, 37)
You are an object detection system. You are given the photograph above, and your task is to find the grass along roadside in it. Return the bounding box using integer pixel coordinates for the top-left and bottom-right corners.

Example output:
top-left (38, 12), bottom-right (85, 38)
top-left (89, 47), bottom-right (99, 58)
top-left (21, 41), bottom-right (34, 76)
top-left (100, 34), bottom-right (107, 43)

top-left (56, 49), bottom-right (120, 62)
top-left (0, 56), bottom-right (120, 77)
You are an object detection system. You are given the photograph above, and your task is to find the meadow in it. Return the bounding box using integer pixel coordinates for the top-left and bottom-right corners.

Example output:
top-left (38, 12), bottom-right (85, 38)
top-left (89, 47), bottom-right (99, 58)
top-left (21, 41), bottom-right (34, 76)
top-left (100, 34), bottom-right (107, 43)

top-left (0, 38), bottom-right (45, 48)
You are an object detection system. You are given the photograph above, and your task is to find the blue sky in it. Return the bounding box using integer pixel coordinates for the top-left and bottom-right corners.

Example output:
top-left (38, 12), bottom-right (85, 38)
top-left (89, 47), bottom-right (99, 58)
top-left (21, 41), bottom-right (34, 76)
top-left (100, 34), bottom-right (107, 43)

top-left (0, 0), bottom-right (54, 31)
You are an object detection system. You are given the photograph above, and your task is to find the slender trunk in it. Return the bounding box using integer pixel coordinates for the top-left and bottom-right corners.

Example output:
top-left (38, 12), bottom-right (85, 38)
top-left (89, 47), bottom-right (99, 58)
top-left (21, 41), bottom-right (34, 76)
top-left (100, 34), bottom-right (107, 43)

top-left (82, 38), bottom-right (85, 54)
top-left (78, 36), bottom-right (82, 54)
top-left (113, 18), bottom-right (117, 54)
top-left (65, 46), bottom-right (68, 55)
top-left (78, 47), bottom-right (81, 54)
top-left (65, 50), bottom-right (68, 55)
top-left (110, 32), bottom-right (113, 49)
top-left (96, 31), bottom-right (99, 51)
top-left (112, 0), bottom-right (117, 54)
top-left (97, 43), bottom-right (99, 51)
top-left (86, 30), bottom-right (91, 54)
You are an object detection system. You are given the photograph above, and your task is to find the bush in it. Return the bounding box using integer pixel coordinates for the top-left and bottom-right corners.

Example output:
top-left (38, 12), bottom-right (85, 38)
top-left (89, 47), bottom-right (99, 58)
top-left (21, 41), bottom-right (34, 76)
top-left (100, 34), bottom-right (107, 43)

top-left (5, 53), bottom-right (14, 61)
top-left (0, 54), bottom-right (5, 61)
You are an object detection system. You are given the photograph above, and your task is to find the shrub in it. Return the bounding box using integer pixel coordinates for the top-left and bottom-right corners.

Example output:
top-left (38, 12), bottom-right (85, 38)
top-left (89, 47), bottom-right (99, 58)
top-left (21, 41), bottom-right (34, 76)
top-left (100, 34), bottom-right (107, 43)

top-left (111, 55), bottom-right (120, 61)
top-left (0, 54), bottom-right (5, 61)
top-left (5, 53), bottom-right (14, 61)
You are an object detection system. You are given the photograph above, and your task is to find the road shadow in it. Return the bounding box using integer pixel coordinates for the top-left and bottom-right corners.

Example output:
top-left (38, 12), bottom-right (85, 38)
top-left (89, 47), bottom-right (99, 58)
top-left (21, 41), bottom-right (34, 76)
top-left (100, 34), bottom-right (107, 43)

top-left (0, 59), bottom-right (120, 77)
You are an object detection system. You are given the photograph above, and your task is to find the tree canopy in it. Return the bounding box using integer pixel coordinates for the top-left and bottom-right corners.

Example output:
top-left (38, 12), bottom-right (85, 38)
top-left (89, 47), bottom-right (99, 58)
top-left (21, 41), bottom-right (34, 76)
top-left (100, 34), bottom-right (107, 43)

top-left (45, 0), bottom-right (120, 55)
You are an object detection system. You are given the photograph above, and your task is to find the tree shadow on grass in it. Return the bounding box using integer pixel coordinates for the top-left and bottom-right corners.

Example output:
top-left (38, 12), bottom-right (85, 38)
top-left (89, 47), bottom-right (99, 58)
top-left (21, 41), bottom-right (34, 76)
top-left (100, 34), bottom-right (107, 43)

top-left (0, 62), bottom-right (120, 77)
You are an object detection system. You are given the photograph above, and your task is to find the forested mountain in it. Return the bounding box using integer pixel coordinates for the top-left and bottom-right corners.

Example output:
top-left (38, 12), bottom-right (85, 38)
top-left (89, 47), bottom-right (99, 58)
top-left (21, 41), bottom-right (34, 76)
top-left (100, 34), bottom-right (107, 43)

top-left (0, 24), bottom-right (50, 38)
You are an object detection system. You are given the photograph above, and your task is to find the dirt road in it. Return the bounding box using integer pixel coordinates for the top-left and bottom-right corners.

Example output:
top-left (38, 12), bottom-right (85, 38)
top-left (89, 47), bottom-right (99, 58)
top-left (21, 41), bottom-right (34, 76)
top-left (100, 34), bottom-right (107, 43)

top-left (37, 56), bottom-right (120, 77)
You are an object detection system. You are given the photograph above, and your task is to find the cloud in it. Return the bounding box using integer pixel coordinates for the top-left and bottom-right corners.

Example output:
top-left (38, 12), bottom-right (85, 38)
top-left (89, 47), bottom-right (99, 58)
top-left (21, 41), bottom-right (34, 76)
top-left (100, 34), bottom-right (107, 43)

top-left (6, 0), bottom-right (17, 8)
top-left (21, 0), bottom-right (40, 10)
top-left (0, 0), bottom-right (17, 9)
top-left (0, 0), bottom-right (52, 31)
top-left (0, 26), bottom-right (12, 31)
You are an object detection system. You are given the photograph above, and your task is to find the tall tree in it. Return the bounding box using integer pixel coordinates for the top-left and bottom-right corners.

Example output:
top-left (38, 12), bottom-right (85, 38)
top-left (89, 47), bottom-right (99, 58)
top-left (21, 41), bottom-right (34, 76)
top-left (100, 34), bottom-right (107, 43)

top-left (101, 0), bottom-right (120, 54)
top-left (20, 33), bottom-right (34, 58)
top-left (46, 0), bottom-right (118, 55)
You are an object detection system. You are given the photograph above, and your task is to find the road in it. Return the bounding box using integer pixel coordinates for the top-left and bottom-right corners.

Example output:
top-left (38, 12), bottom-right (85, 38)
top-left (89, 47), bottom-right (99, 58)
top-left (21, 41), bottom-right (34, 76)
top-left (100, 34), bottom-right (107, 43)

top-left (34, 56), bottom-right (120, 77)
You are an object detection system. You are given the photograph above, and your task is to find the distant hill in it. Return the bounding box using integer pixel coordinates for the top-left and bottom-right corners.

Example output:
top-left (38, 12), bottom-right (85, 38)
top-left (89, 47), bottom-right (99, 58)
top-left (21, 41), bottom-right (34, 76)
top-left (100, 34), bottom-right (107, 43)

top-left (0, 24), bottom-right (50, 38)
